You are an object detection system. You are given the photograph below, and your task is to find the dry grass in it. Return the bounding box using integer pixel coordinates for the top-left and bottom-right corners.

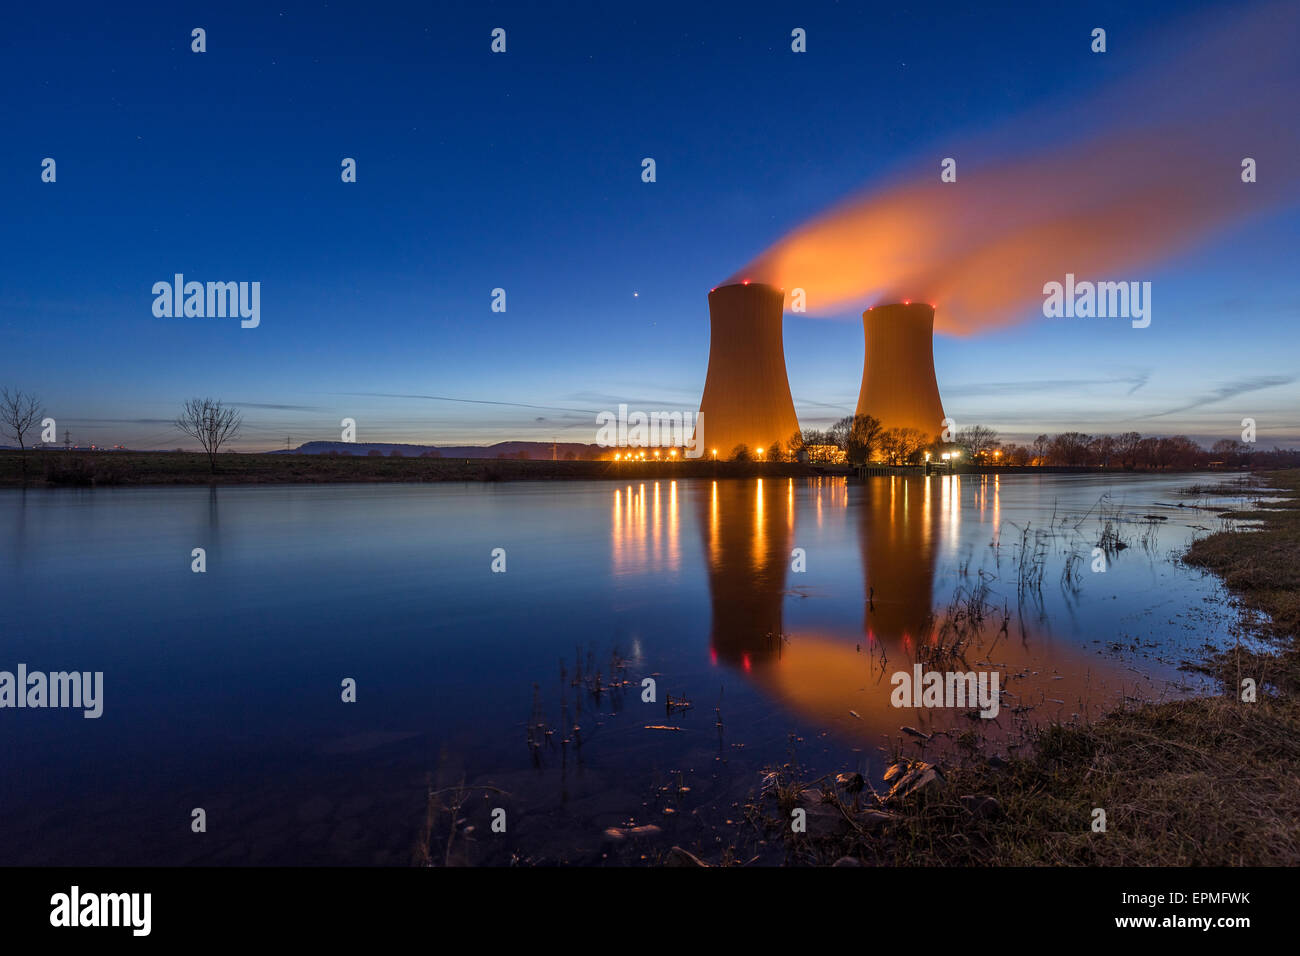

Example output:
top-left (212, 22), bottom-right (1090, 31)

top-left (852, 690), bottom-right (1300, 866)
top-left (1184, 469), bottom-right (1300, 638)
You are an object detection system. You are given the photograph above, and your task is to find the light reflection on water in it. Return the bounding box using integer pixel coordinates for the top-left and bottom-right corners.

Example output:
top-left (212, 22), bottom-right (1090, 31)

top-left (0, 474), bottom-right (1238, 863)
top-left (696, 474), bottom-right (1175, 745)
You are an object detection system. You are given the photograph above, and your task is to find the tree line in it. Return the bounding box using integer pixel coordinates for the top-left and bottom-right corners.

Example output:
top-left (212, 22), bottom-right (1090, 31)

top-left (728, 414), bottom-right (1300, 470)
top-left (7, 389), bottom-right (1297, 475)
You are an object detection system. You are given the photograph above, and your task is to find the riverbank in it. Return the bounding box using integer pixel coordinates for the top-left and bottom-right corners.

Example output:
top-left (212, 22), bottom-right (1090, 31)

top-left (0, 449), bottom-right (1250, 488)
top-left (0, 449), bottom-right (823, 487)
top-left (736, 469), bottom-right (1300, 866)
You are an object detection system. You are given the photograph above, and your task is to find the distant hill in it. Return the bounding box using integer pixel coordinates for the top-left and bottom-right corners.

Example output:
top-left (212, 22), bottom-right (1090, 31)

top-left (281, 440), bottom-right (602, 460)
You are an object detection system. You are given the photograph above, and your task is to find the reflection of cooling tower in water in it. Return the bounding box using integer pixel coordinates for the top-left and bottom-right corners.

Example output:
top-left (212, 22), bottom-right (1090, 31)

top-left (859, 475), bottom-right (939, 644)
top-left (856, 302), bottom-right (946, 440)
top-left (696, 283), bottom-right (801, 458)
top-left (698, 478), bottom-right (794, 665)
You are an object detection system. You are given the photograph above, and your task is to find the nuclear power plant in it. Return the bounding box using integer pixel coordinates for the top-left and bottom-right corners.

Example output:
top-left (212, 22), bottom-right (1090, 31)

top-left (695, 282), bottom-right (801, 457)
top-left (694, 287), bottom-right (947, 457)
top-left (855, 302), bottom-right (946, 440)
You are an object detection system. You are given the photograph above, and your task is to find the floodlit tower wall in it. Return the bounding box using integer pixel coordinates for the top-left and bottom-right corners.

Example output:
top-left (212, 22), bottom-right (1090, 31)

top-left (855, 302), bottom-right (946, 439)
top-left (696, 283), bottom-right (800, 458)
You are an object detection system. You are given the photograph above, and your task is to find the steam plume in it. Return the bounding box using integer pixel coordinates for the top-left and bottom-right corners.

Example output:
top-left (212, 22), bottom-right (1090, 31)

top-left (730, 2), bottom-right (1299, 335)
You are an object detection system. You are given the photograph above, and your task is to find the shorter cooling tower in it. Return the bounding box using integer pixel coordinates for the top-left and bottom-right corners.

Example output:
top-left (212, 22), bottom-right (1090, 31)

top-left (695, 282), bottom-right (801, 458)
top-left (855, 302), bottom-right (946, 439)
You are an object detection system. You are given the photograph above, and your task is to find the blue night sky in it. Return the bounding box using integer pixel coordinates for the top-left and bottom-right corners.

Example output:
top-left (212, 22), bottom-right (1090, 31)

top-left (2, 0), bottom-right (1297, 451)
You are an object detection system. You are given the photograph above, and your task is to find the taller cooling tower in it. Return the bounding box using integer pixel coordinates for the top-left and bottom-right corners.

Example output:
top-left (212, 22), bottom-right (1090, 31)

top-left (696, 282), bottom-right (800, 458)
top-left (855, 302), bottom-right (946, 439)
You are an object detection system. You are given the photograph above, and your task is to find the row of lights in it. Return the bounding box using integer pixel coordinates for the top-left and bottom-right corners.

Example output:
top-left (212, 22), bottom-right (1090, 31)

top-left (614, 449), bottom-right (679, 461)
top-left (615, 447), bottom-right (977, 464)
top-left (613, 447), bottom-right (769, 461)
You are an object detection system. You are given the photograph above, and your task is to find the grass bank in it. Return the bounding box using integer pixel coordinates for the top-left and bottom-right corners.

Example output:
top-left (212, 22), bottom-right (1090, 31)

top-left (744, 470), bottom-right (1300, 866)
top-left (0, 449), bottom-right (820, 488)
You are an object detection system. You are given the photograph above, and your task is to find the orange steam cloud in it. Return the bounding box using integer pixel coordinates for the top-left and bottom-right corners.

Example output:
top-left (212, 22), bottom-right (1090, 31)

top-left (731, 3), bottom-right (1299, 336)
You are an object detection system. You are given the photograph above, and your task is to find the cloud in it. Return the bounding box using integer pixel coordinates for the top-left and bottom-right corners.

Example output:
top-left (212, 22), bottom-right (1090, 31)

top-left (233, 402), bottom-right (322, 412)
top-left (944, 372), bottom-right (1150, 399)
top-left (730, 2), bottom-right (1299, 336)
top-left (564, 389), bottom-right (699, 408)
top-left (793, 397), bottom-right (857, 414)
top-left (74, 417), bottom-right (174, 425)
top-left (1150, 375), bottom-right (1296, 418)
top-left (336, 391), bottom-right (599, 415)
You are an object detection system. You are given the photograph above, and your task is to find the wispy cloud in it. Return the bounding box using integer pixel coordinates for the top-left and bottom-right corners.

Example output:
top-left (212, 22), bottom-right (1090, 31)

top-left (563, 390), bottom-right (697, 409)
top-left (74, 417), bottom-right (174, 425)
top-left (233, 402), bottom-right (322, 412)
top-left (1150, 374), bottom-right (1296, 418)
top-left (944, 372), bottom-right (1150, 399)
top-left (335, 391), bottom-right (599, 415)
top-left (793, 397), bottom-right (857, 413)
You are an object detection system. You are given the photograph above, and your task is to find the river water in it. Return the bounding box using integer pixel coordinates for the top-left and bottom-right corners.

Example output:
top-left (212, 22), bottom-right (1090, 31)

top-left (0, 473), bottom-right (1247, 864)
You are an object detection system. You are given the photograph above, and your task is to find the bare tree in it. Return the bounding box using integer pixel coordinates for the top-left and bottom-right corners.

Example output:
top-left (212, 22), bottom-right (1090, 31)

top-left (1032, 433), bottom-right (1050, 465)
top-left (955, 424), bottom-right (1000, 461)
top-left (175, 398), bottom-right (243, 473)
top-left (877, 427), bottom-right (927, 465)
top-left (1114, 431), bottom-right (1143, 470)
top-left (1089, 433), bottom-right (1116, 468)
top-left (828, 416), bottom-right (853, 450)
top-left (1211, 438), bottom-right (1245, 466)
top-left (1048, 431), bottom-right (1093, 466)
top-left (846, 414), bottom-right (884, 464)
top-left (896, 427), bottom-right (927, 464)
top-left (1, 387), bottom-right (45, 478)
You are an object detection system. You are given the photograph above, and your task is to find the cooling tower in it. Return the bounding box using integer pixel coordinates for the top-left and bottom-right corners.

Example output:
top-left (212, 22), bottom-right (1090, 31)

top-left (855, 302), bottom-right (946, 439)
top-left (696, 282), bottom-right (800, 458)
